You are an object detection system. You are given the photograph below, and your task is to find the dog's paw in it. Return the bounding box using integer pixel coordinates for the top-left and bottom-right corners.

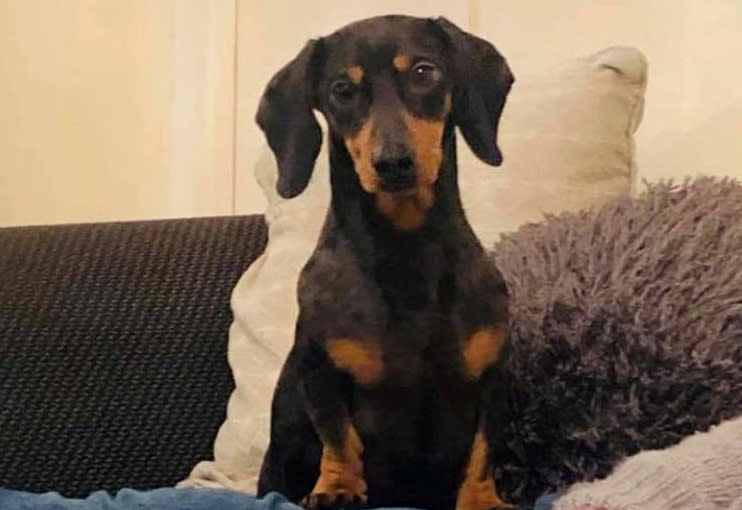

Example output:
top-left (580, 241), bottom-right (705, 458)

top-left (300, 471), bottom-right (367, 509)
top-left (300, 489), bottom-right (367, 509)
top-left (456, 478), bottom-right (514, 510)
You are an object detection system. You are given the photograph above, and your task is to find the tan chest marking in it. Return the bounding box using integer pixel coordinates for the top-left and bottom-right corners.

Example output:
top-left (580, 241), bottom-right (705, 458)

top-left (463, 327), bottom-right (507, 378)
top-left (327, 338), bottom-right (384, 386)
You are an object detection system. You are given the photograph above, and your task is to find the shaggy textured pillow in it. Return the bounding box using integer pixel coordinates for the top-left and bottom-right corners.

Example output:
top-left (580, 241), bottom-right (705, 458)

top-left (492, 177), bottom-right (742, 505)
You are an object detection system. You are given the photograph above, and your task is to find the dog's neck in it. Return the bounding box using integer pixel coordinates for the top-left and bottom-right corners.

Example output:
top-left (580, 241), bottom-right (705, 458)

top-left (324, 124), bottom-right (483, 310)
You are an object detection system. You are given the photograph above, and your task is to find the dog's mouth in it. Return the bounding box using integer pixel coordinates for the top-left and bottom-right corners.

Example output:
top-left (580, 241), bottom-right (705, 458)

top-left (379, 175), bottom-right (417, 195)
top-left (383, 187), bottom-right (418, 198)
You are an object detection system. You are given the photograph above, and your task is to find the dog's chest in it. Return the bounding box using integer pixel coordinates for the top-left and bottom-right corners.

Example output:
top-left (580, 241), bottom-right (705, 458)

top-left (349, 257), bottom-right (502, 462)
top-left (358, 302), bottom-right (474, 394)
top-left (362, 244), bottom-right (503, 388)
top-left (377, 308), bottom-right (465, 377)
top-left (351, 324), bottom-right (480, 468)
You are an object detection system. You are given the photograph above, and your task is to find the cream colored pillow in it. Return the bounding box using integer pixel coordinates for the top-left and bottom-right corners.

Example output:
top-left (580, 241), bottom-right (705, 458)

top-left (461, 46), bottom-right (646, 244)
top-left (180, 46), bottom-right (647, 493)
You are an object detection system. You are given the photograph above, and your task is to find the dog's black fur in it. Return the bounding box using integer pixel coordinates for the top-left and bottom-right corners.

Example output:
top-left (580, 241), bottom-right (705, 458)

top-left (256, 15), bottom-right (515, 510)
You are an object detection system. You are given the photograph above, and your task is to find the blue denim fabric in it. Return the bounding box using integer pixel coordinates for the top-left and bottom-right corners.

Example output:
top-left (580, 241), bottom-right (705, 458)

top-left (0, 487), bottom-right (558, 510)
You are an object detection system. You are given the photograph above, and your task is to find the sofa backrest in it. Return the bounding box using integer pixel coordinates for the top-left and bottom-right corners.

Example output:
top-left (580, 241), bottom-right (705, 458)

top-left (0, 215), bottom-right (267, 496)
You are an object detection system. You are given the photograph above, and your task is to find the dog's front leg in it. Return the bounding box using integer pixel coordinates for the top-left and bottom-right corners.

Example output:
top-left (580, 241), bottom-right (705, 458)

top-left (456, 424), bottom-right (511, 510)
top-left (457, 346), bottom-right (513, 510)
top-left (300, 339), bottom-right (379, 509)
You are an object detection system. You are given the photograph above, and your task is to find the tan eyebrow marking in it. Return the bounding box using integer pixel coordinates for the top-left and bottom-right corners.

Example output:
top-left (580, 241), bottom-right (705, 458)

top-left (393, 55), bottom-right (411, 71)
top-left (347, 66), bottom-right (364, 84)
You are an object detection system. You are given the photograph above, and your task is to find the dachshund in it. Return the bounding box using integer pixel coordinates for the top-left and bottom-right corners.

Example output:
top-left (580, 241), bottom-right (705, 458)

top-left (255, 14), bottom-right (515, 510)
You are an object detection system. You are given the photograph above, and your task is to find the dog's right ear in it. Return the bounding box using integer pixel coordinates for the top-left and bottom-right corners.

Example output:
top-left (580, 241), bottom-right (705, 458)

top-left (256, 39), bottom-right (323, 199)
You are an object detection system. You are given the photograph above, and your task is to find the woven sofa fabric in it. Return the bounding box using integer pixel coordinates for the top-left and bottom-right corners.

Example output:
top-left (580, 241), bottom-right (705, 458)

top-left (0, 215), bottom-right (268, 497)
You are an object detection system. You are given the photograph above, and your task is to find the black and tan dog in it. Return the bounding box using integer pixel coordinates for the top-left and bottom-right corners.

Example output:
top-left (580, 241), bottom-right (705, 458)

top-left (256, 14), bottom-right (515, 510)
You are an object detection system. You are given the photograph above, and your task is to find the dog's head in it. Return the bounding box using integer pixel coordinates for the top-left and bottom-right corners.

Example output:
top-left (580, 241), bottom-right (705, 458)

top-left (257, 15), bottom-right (514, 200)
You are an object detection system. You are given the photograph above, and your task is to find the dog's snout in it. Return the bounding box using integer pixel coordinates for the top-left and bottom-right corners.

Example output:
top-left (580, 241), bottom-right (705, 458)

top-left (374, 155), bottom-right (415, 191)
top-left (374, 154), bottom-right (413, 178)
top-left (373, 143), bottom-right (415, 191)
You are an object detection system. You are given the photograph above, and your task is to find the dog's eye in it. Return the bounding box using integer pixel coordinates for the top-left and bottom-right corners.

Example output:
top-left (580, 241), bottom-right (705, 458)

top-left (410, 61), bottom-right (441, 90)
top-left (331, 80), bottom-right (357, 103)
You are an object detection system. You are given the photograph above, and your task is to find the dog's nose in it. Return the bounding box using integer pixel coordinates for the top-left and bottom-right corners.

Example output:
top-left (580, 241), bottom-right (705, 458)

top-left (373, 152), bottom-right (415, 191)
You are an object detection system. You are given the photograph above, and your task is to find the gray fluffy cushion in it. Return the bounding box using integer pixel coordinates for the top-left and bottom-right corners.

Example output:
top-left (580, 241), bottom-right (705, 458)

top-left (491, 177), bottom-right (742, 504)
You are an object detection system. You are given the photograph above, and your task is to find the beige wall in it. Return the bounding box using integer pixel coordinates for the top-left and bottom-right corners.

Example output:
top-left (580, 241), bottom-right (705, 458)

top-left (475, 0), bottom-right (742, 187)
top-left (0, 0), bottom-right (235, 226)
top-left (2, 1), bottom-right (741, 225)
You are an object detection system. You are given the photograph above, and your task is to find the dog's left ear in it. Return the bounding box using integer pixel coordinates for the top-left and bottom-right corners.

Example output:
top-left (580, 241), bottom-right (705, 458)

top-left (432, 17), bottom-right (514, 166)
top-left (256, 39), bottom-right (324, 198)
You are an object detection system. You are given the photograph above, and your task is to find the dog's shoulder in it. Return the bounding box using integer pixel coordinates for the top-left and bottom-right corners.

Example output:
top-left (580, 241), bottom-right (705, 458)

top-left (297, 231), bottom-right (386, 342)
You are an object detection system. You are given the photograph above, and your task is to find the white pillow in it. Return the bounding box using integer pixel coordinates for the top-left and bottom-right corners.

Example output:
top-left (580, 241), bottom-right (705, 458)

top-left (180, 45), bottom-right (647, 493)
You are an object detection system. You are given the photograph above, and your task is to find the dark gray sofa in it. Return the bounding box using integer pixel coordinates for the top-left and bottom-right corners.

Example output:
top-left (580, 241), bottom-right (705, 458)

top-left (0, 215), bottom-right (268, 497)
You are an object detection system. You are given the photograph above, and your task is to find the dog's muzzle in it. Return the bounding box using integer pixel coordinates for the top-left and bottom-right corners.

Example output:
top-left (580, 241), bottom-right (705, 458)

top-left (373, 144), bottom-right (416, 193)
